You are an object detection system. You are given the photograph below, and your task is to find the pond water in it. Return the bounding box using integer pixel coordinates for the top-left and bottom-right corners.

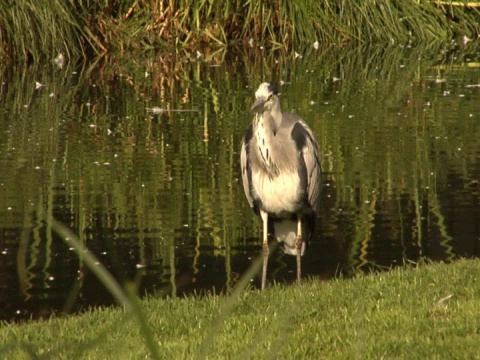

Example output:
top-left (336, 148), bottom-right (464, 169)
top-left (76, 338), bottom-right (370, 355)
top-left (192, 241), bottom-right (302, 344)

top-left (1, 43), bottom-right (479, 322)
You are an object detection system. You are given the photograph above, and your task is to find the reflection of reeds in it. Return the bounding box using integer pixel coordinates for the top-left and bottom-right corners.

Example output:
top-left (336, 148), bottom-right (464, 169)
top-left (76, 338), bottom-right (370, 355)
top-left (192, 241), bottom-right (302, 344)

top-left (2, 1), bottom-right (480, 62)
top-left (1, 42), bottom-right (479, 320)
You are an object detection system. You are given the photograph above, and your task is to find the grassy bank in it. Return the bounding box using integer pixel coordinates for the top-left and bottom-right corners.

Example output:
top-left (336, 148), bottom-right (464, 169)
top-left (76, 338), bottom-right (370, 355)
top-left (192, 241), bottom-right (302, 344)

top-left (1, 259), bottom-right (479, 359)
top-left (1, 0), bottom-right (480, 62)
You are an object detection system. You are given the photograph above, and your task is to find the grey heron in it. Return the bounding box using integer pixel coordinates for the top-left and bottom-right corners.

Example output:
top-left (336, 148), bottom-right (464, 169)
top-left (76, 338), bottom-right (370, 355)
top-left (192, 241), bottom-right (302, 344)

top-left (240, 82), bottom-right (321, 289)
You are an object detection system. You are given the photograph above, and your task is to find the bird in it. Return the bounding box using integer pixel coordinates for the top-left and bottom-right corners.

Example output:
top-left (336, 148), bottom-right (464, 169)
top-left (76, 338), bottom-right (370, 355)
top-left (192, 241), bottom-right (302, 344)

top-left (240, 82), bottom-right (321, 289)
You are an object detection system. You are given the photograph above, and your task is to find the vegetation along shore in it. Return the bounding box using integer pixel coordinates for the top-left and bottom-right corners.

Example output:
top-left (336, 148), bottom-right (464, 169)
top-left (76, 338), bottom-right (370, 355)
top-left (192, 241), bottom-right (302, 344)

top-left (1, 1), bottom-right (479, 62)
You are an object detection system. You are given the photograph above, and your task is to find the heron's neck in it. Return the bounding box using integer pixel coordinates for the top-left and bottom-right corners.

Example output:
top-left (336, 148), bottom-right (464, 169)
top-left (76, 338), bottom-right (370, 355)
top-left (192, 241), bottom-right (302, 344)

top-left (270, 103), bottom-right (282, 129)
top-left (253, 110), bottom-right (282, 175)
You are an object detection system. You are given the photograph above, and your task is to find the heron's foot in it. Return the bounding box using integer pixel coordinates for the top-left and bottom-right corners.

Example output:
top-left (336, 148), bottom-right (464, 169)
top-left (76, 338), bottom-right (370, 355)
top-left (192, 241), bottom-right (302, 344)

top-left (295, 235), bottom-right (302, 284)
top-left (262, 243), bottom-right (269, 291)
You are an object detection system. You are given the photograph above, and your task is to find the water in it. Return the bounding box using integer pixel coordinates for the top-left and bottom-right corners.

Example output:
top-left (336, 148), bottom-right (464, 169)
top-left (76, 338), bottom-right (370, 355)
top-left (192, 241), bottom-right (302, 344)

top-left (1, 43), bottom-right (479, 322)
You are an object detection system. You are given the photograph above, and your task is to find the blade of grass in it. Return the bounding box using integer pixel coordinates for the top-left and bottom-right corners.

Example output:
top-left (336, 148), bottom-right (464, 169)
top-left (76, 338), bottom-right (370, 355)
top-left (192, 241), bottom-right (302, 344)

top-left (48, 216), bottom-right (161, 360)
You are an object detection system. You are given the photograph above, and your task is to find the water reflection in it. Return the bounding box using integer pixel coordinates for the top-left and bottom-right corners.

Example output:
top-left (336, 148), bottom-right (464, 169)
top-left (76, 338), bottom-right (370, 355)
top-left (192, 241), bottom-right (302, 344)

top-left (0, 43), bottom-right (479, 322)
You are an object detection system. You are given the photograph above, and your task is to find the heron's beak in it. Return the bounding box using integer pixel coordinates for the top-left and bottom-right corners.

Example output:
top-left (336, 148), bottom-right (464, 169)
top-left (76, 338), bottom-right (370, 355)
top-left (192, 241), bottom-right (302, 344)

top-left (250, 96), bottom-right (267, 113)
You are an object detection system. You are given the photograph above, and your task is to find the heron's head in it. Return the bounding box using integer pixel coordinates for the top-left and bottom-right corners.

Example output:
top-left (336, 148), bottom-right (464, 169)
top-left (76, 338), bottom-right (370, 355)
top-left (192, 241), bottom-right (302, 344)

top-left (250, 83), bottom-right (278, 113)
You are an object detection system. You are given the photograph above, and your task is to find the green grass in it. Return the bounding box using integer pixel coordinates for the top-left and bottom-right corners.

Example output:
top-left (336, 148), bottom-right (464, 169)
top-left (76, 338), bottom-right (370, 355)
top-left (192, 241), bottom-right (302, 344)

top-left (1, 259), bottom-right (480, 359)
top-left (1, 0), bottom-right (480, 62)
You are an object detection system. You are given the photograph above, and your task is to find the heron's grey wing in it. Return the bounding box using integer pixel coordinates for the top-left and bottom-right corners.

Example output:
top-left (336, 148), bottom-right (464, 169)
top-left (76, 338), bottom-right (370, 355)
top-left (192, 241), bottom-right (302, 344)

top-left (240, 123), bottom-right (254, 208)
top-left (291, 120), bottom-right (322, 210)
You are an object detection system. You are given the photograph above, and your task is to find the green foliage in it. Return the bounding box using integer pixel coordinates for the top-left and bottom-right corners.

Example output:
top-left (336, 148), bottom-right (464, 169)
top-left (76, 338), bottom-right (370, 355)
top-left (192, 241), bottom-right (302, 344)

top-left (1, 259), bottom-right (480, 358)
top-left (1, 0), bottom-right (480, 62)
top-left (0, 0), bottom-right (99, 62)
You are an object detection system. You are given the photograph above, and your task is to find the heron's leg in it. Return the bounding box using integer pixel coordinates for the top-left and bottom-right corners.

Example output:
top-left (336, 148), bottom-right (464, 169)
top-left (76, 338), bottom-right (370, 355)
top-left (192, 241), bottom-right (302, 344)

top-left (260, 209), bottom-right (269, 291)
top-left (296, 216), bottom-right (303, 284)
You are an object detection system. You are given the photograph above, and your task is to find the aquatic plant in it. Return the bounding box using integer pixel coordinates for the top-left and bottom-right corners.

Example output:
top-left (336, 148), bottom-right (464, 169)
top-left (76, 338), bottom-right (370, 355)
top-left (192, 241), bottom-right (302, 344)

top-left (1, 0), bottom-right (479, 62)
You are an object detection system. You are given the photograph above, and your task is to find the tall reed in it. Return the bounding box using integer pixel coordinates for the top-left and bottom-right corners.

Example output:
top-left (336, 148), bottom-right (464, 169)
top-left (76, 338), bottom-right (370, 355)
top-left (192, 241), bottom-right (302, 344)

top-left (1, 0), bottom-right (479, 62)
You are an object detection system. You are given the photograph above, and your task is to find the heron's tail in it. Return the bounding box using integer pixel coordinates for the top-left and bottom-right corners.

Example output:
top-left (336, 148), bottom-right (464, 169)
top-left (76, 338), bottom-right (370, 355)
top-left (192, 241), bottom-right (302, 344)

top-left (272, 220), bottom-right (306, 256)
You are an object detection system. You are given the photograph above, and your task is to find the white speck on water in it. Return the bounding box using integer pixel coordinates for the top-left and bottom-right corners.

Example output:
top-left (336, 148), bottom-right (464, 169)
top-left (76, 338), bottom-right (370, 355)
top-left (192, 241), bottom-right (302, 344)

top-left (146, 107), bottom-right (164, 114)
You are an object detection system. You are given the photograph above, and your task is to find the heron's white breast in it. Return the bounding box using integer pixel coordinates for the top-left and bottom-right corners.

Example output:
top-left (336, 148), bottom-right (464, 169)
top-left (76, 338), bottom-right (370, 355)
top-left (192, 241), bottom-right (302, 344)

top-left (251, 170), bottom-right (301, 215)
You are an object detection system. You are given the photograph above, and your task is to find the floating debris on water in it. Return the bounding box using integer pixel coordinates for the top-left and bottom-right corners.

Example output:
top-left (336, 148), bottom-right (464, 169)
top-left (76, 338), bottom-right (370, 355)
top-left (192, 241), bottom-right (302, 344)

top-left (53, 53), bottom-right (65, 69)
top-left (146, 107), bottom-right (199, 115)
